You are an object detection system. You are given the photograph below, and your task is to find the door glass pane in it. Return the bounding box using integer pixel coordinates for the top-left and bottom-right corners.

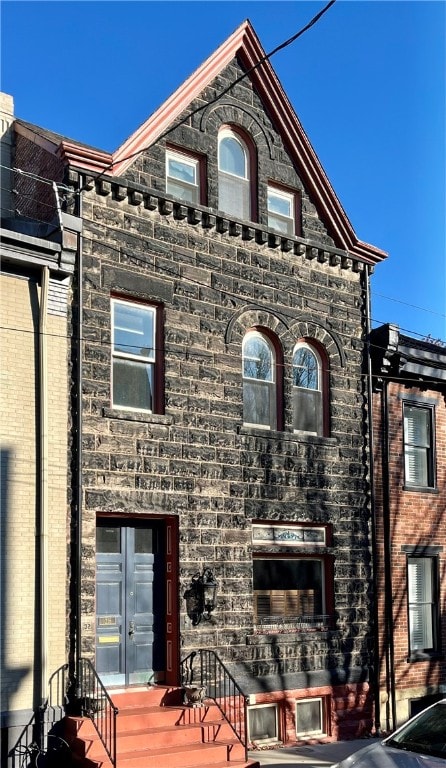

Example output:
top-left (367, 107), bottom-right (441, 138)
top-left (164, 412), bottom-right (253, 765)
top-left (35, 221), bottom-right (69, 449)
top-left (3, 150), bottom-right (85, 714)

top-left (135, 527), bottom-right (153, 554)
top-left (97, 526), bottom-right (121, 554)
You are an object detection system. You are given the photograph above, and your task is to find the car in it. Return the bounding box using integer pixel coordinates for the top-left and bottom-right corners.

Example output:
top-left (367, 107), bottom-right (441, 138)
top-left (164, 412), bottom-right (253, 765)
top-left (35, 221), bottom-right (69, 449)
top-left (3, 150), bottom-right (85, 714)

top-left (332, 699), bottom-right (446, 767)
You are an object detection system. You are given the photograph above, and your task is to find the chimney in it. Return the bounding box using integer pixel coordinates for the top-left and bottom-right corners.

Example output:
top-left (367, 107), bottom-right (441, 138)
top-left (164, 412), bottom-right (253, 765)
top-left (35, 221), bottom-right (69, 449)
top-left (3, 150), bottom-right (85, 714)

top-left (0, 92), bottom-right (14, 222)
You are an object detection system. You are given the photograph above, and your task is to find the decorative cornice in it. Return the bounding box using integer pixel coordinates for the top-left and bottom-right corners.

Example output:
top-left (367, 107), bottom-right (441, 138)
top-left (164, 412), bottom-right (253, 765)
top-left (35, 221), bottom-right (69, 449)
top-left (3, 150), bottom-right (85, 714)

top-left (83, 175), bottom-right (368, 273)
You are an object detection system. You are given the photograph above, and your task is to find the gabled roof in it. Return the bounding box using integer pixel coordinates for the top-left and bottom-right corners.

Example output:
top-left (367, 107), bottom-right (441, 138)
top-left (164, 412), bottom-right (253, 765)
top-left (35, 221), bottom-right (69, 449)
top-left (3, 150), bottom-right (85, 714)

top-left (20, 20), bottom-right (387, 265)
top-left (110, 20), bottom-right (386, 265)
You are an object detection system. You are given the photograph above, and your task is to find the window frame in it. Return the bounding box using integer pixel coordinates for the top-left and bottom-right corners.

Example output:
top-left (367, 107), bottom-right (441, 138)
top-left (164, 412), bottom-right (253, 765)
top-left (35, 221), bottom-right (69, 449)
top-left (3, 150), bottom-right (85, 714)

top-left (267, 184), bottom-right (301, 237)
top-left (295, 697), bottom-right (326, 739)
top-left (403, 401), bottom-right (436, 490)
top-left (406, 554), bottom-right (441, 659)
top-left (242, 329), bottom-right (283, 431)
top-left (247, 703), bottom-right (279, 745)
top-left (165, 147), bottom-right (205, 205)
top-left (252, 553), bottom-right (334, 629)
top-left (111, 296), bottom-right (163, 414)
top-left (218, 126), bottom-right (257, 221)
top-left (292, 340), bottom-right (328, 437)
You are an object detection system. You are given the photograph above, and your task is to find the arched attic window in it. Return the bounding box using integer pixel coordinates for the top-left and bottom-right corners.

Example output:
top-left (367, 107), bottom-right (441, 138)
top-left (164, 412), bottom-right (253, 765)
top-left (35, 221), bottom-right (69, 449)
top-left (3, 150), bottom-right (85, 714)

top-left (243, 330), bottom-right (282, 430)
top-left (292, 341), bottom-right (328, 436)
top-left (218, 127), bottom-right (252, 220)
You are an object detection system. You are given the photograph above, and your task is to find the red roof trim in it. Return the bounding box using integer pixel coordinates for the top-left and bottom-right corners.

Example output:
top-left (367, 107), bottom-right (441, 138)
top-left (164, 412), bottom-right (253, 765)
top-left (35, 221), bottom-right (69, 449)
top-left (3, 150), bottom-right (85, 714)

top-left (28, 20), bottom-right (385, 264)
top-left (57, 141), bottom-right (112, 174)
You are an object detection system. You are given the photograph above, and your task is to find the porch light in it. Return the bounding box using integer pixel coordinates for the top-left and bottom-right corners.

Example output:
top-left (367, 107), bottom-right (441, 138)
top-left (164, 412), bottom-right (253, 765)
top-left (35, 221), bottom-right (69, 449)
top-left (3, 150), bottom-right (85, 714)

top-left (184, 568), bottom-right (218, 625)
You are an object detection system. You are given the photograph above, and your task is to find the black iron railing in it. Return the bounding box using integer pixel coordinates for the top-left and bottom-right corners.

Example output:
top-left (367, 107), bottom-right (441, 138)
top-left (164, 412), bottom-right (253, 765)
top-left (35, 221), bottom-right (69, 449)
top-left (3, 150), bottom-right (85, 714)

top-left (77, 657), bottom-right (118, 768)
top-left (181, 649), bottom-right (249, 760)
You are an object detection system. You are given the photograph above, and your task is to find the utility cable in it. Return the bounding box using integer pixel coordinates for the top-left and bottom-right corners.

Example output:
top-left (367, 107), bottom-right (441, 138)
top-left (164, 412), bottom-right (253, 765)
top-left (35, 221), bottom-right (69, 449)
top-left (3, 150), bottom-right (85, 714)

top-left (77, 1), bottom-right (337, 191)
top-left (80, 220), bottom-right (446, 342)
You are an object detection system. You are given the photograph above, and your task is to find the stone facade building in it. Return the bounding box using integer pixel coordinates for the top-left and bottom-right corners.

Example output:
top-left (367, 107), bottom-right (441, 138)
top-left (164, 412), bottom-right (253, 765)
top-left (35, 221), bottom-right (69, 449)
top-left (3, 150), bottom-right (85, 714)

top-left (3, 20), bottom-right (388, 749)
top-left (371, 325), bottom-right (446, 732)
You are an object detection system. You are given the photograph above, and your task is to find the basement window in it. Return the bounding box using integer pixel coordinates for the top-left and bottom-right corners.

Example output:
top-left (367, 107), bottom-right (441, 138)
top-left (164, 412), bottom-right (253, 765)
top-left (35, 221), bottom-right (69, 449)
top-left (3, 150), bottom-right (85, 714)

top-left (248, 704), bottom-right (279, 745)
top-left (295, 698), bottom-right (326, 738)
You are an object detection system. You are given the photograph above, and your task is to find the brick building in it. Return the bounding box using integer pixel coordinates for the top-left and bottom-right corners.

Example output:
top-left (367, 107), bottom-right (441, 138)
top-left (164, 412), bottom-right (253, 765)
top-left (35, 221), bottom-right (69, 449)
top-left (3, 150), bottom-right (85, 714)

top-left (371, 324), bottom-right (446, 731)
top-left (0, 94), bottom-right (77, 762)
top-left (3, 20), bottom-right (389, 755)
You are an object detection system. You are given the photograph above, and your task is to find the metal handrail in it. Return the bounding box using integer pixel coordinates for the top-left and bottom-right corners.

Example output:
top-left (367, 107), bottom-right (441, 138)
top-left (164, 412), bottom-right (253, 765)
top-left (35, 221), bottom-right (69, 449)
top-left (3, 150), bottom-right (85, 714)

top-left (77, 657), bottom-right (118, 768)
top-left (181, 649), bottom-right (249, 760)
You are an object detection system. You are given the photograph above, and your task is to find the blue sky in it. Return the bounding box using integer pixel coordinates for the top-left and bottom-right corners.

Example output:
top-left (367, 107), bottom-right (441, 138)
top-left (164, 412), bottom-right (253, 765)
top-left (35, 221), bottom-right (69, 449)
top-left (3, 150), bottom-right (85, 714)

top-left (1, 1), bottom-right (445, 342)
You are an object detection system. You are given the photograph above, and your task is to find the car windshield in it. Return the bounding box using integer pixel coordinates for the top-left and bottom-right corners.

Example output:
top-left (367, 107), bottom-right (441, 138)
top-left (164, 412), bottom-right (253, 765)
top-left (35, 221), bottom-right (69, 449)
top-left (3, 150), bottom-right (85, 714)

top-left (386, 702), bottom-right (446, 759)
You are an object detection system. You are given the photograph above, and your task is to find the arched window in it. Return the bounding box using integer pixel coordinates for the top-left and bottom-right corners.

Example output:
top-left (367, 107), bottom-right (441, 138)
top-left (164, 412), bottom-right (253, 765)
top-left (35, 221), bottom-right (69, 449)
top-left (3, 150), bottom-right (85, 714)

top-left (218, 128), bottom-right (250, 220)
top-left (242, 331), bottom-right (276, 429)
top-left (292, 342), bottom-right (325, 435)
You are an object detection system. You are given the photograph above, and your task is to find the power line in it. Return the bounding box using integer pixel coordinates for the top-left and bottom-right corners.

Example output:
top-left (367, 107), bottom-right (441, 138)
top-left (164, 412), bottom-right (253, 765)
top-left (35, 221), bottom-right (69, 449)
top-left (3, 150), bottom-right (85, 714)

top-left (81, 218), bottom-right (446, 343)
top-left (2, 192), bottom-right (444, 343)
top-left (1, 314), bottom-right (444, 384)
top-left (78, 1), bottom-right (337, 189)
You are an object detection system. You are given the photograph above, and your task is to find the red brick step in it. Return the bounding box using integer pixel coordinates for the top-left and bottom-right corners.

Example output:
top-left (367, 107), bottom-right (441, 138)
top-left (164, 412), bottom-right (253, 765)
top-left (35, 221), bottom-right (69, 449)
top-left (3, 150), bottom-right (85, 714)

top-left (64, 685), bottom-right (260, 768)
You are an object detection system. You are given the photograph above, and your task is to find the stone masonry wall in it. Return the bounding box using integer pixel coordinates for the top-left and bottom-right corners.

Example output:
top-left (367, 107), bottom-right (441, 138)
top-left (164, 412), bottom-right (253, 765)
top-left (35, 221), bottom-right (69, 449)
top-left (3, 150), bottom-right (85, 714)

top-left (75, 54), bottom-right (374, 711)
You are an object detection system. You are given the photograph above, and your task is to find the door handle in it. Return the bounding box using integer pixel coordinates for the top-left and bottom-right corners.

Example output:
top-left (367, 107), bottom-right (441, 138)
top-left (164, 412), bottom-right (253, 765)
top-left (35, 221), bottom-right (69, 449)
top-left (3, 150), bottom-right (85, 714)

top-left (128, 621), bottom-right (135, 636)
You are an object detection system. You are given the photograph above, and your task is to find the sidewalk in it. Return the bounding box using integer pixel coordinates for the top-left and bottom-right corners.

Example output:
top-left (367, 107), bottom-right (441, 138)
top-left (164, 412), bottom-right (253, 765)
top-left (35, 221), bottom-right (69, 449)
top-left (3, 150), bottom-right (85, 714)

top-left (249, 737), bottom-right (381, 766)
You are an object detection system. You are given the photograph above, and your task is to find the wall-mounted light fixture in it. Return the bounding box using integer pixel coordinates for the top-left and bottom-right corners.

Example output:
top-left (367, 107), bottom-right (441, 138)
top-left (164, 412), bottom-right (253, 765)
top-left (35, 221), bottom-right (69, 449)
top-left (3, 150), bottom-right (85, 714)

top-left (184, 568), bottom-right (218, 626)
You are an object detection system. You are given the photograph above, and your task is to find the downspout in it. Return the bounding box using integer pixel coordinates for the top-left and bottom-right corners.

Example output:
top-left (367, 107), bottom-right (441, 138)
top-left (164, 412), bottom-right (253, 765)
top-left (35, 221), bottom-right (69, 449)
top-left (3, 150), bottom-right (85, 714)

top-left (382, 379), bottom-right (397, 730)
top-left (75, 183), bottom-right (83, 694)
top-left (364, 264), bottom-right (381, 735)
top-left (39, 265), bottom-right (50, 709)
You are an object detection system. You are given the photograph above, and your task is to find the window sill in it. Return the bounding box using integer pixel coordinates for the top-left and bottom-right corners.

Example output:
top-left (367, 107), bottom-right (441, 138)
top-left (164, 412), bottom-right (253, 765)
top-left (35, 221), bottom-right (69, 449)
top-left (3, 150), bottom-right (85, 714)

top-left (403, 485), bottom-right (439, 494)
top-left (103, 407), bottom-right (172, 425)
top-left (238, 425), bottom-right (337, 446)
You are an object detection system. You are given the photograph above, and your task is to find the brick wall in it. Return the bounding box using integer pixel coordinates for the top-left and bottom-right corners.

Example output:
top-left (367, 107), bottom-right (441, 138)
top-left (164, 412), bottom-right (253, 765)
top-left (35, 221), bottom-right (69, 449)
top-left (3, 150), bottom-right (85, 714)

top-left (0, 272), bottom-right (69, 720)
top-left (373, 380), bottom-right (446, 727)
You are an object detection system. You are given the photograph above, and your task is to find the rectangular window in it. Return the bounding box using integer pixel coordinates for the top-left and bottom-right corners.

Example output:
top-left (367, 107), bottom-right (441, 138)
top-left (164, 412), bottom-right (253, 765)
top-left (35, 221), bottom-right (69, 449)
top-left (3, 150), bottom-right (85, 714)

top-left (166, 149), bottom-right (200, 204)
top-left (253, 558), bottom-right (325, 624)
top-left (111, 299), bottom-right (156, 412)
top-left (295, 698), bottom-right (325, 738)
top-left (403, 403), bottom-right (435, 488)
top-left (267, 186), bottom-right (296, 235)
top-left (408, 556), bottom-right (439, 655)
top-left (247, 704), bottom-right (279, 744)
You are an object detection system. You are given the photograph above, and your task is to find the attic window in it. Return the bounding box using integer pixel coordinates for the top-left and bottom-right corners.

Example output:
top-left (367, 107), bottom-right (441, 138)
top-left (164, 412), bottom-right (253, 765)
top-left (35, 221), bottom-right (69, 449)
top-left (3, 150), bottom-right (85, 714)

top-left (166, 149), bottom-right (200, 204)
top-left (218, 128), bottom-right (251, 220)
top-left (267, 186), bottom-right (295, 235)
